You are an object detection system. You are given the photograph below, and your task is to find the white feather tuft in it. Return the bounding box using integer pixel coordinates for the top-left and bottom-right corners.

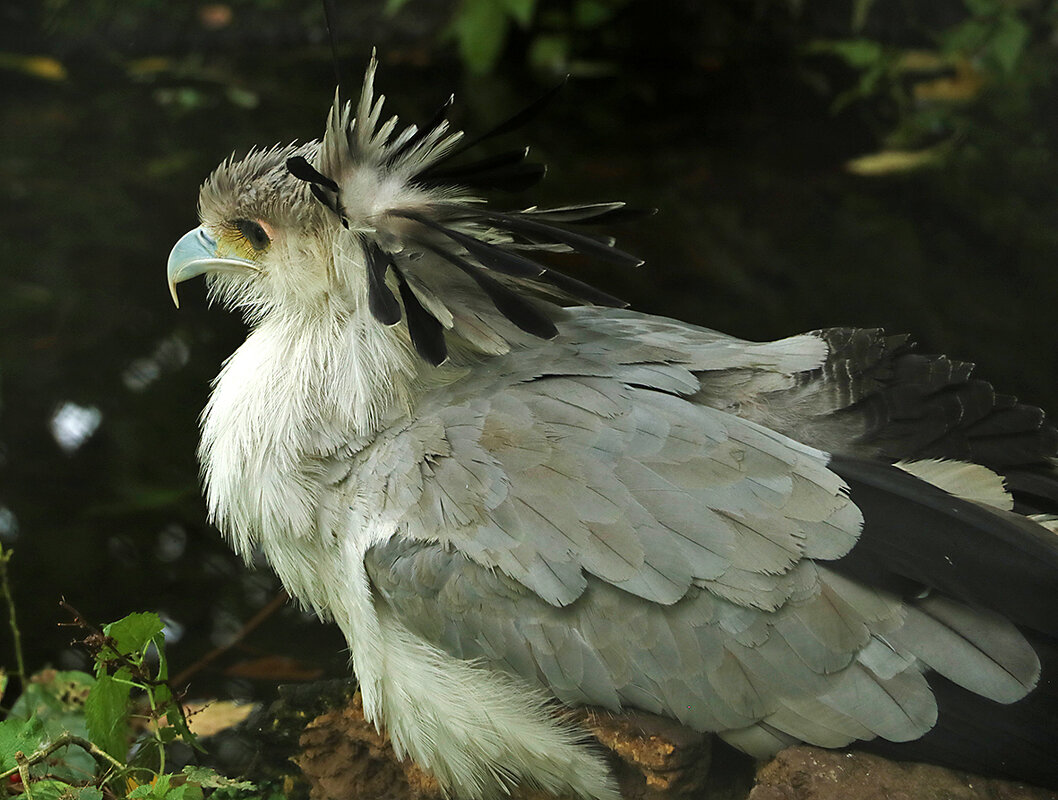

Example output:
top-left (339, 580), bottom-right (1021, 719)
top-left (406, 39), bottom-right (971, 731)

top-left (199, 304), bottom-right (417, 559)
top-left (894, 458), bottom-right (1013, 511)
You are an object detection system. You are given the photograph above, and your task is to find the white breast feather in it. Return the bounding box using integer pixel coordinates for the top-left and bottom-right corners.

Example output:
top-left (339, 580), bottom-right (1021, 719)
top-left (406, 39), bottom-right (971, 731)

top-left (199, 303), bottom-right (414, 559)
top-left (200, 304), bottom-right (617, 800)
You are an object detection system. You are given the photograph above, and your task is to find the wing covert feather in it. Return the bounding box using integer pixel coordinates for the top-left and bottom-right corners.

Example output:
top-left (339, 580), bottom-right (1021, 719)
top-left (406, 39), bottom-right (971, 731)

top-left (363, 538), bottom-right (999, 750)
top-left (328, 321), bottom-right (863, 609)
top-left (332, 313), bottom-right (1044, 759)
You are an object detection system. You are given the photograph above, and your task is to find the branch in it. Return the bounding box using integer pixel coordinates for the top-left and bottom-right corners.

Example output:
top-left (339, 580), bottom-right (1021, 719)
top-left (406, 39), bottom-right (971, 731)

top-left (171, 589), bottom-right (288, 687)
top-left (0, 733), bottom-right (125, 782)
top-left (0, 548), bottom-right (26, 689)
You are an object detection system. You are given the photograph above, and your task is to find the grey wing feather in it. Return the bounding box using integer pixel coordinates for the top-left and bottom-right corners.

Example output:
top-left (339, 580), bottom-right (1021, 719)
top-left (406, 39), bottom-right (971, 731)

top-left (381, 374), bottom-right (858, 608)
top-left (338, 312), bottom-right (1043, 755)
top-left (885, 595), bottom-right (1040, 703)
top-left (365, 536), bottom-right (1028, 751)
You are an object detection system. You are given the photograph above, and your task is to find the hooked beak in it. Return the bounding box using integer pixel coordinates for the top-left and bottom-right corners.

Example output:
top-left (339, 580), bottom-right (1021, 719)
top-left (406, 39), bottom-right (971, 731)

top-left (167, 227), bottom-right (258, 308)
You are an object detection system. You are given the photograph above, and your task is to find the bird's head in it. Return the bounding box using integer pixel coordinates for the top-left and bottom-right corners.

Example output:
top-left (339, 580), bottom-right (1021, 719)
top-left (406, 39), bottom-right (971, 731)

top-left (167, 143), bottom-right (328, 319)
top-left (168, 54), bottom-right (643, 364)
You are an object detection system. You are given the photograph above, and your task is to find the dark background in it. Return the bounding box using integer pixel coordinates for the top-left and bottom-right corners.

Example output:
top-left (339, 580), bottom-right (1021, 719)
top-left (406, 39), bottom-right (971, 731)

top-left (3, 0), bottom-right (1058, 705)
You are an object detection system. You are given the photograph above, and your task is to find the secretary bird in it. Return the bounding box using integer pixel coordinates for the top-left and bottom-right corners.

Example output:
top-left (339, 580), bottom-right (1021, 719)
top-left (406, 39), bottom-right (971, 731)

top-left (167, 56), bottom-right (1058, 797)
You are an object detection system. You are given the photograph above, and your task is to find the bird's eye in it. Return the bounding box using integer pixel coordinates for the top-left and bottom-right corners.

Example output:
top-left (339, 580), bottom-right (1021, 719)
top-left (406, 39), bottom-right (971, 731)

top-left (234, 219), bottom-right (271, 251)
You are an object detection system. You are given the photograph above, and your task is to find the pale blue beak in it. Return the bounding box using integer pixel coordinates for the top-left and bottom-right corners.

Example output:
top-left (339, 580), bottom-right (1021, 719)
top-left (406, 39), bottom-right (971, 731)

top-left (167, 226), bottom-right (257, 308)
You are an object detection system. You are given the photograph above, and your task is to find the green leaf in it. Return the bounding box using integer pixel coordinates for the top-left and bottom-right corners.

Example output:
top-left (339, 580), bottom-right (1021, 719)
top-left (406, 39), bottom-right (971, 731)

top-left (127, 774), bottom-right (206, 800)
top-left (0, 716), bottom-right (48, 770)
top-left (155, 725), bottom-right (180, 745)
top-left (942, 18), bottom-right (992, 54)
top-left (153, 650), bottom-right (170, 687)
top-left (8, 672), bottom-right (97, 780)
top-left (84, 673), bottom-right (129, 760)
top-left (10, 671), bottom-right (94, 718)
top-left (169, 785), bottom-right (204, 800)
top-left (963, 0), bottom-right (999, 16)
top-left (103, 612), bottom-right (164, 658)
top-left (181, 765), bottom-right (257, 790)
top-left (78, 788), bottom-right (104, 800)
top-left (225, 87), bottom-right (259, 110)
top-left (384, 0), bottom-right (414, 13)
top-left (500, 0), bottom-right (535, 26)
top-left (129, 773), bottom-right (173, 799)
top-left (22, 779), bottom-right (77, 800)
top-left (573, 0), bottom-right (618, 27)
top-left (155, 681), bottom-right (201, 751)
top-left (851, 0), bottom-right (875, 31)
top-left (454, 0), bottom-right (510, 74)
top-left (806, 39), bottom-right (884, 69)
top-left (528, 33), bottom-right (570, 72)
top-left (988, 14), bottom-right (1029, 74)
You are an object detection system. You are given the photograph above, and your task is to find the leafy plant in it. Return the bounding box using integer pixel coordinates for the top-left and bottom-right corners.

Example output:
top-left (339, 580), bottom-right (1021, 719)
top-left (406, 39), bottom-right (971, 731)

top-left (0, 547), bottom-right (259, 799)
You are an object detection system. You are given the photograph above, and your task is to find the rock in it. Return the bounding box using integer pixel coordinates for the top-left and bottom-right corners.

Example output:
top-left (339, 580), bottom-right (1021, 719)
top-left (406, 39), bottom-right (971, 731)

top-left (288, 688), bottom-right (713, 800)
top-left (247, 682), bottom-right (1055, 800)
top-left (750, 746), bottom-right (1058, 800)
top-left (573, 708), bottom-right (712, 800)
top-left (295, 690), bottom-right (441, 799)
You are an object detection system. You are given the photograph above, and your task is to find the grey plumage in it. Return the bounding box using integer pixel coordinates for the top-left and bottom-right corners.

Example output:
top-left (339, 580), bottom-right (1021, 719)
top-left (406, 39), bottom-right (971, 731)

top-left (167, 55), bottom-right (1058, 798)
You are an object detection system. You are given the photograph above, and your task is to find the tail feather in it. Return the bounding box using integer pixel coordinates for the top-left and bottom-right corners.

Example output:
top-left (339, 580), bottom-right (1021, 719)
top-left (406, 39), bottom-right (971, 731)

top-left (828, 456), bottom-right (1058, 636)
top-left (860, 630), bottom-right (1058, 789)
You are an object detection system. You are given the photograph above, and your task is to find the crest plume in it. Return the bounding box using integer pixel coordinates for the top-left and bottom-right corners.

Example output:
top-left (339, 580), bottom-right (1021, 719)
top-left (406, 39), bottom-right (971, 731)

top-left (285, 53), bottom-right (647, 365)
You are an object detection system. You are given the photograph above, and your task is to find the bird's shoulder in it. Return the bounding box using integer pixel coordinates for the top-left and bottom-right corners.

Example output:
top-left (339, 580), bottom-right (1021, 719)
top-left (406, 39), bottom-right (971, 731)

top-left (324, 309), bottom-right (864, 610)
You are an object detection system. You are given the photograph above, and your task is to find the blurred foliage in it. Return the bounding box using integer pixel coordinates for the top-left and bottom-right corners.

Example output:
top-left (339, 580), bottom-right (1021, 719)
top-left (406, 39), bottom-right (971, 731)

top-left (386, 0), bottom-right (634, 74)
top-left (34, 0), bottom-right (326, 50)
top-left (805, 0), bottom-right (1057, 169)
top-left (0, 53), bottom-right (67, 80)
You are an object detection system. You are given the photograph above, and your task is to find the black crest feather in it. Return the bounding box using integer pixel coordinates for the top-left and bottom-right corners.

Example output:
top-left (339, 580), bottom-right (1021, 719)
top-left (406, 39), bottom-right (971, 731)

top-left (287, 58), bottom-right (644, 364)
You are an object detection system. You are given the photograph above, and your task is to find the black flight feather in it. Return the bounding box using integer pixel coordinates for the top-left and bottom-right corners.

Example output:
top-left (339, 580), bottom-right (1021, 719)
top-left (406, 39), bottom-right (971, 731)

top-left (297, 74), bottom-right (643, 363)
top-left (320, 0), bottom-right (343, 93)
top-left (287, 155), bottom-right (345, 225)
top-left (829, 455), bottom-right (1058, 636)
top-left (423, 243), bottom-right (559, 339)
top-left (472, 209), bottom-right (645, 267)
top-left (396, 211), bottom-right (628, 307)
top-left (436, 78), bottom-right (567, 165)
top-left (287, 156), bottom-right (339, 191)
top-left (426, 161), bottom-right (548, 193)
top-left (417, 147), bottom-right (531, 183)
top-left (540, 268), bottom-right (628, 308)
top-left (394, 211), bottom-right (545, 279)
top-left (364, 242), bottom-right (401, 326)
top-left (819, 328), bottom-right (1058, 472)
top-left (394, 268), bottom-right (447, 365)
top-left (522, 203), bottom-right (658, 226)
top-left (309, 184), bottom-right (346, 227)
top-left (416, 146), bottom-right (547, 192)
top-left (1004, 469), bottom-right (1058, 515)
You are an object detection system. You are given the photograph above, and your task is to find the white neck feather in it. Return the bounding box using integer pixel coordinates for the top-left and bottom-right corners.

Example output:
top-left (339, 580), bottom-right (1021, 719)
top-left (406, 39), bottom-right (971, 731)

top-left (199, 304), bottom-right (416, 559)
